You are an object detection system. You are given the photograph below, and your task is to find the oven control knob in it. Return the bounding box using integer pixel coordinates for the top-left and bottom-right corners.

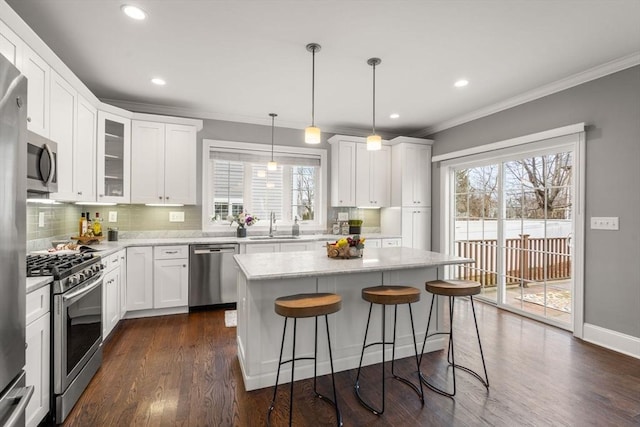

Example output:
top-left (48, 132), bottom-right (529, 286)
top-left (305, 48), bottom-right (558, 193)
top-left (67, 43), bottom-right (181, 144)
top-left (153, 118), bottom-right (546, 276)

top-left (92, 264), bottom-right (101, 273)
top-left (78, 272), bottom-right (86, 281)
top-left (85, 269), bottom-right (93, 278)
top-left (68, 275), bottom-right (79, 286)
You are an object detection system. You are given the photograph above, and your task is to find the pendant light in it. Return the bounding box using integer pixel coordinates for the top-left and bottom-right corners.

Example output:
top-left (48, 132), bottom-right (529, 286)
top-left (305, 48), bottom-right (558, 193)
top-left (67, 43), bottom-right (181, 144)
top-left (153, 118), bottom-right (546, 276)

top-left (304, 43), bottom-right (322, 144)
top-left (267, 113), bottom-right (278, 171)
top-left (366, 57), bottom-right (382, 151)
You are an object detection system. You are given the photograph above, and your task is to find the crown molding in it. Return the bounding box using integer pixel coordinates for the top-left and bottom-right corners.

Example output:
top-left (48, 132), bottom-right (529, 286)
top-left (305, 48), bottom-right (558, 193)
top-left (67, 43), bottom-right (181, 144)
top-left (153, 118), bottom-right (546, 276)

top-left (413, 52), bottom-right (640, 137)
top-left (100, 98), bottom-right (393, 138)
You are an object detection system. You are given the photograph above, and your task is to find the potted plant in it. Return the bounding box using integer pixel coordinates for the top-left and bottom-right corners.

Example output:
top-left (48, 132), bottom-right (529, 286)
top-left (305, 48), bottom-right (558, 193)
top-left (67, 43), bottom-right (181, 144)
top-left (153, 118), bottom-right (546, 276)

top-left (348, 219), bottom-right (363, 234)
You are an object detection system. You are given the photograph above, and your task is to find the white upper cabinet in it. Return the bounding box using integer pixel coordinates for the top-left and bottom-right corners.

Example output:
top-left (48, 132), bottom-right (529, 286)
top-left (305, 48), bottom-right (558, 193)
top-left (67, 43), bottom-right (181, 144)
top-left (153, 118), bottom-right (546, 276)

top-left (22, 45), bottom-right (50, 138)
top-left (355, 143), bottom-right (390, 207)
top-left (329, 138), bottom-right (357, 207)
top-left (164, 123), bottom-right (197, 204)
top-left (131, 120), bottom-right (164, 204)
top-left (97, 111), bottom-right (131, 203)
top-left (50, 70), bottom-right (76, 201)
top-left (74, 95), bottom-right (97, 202)
top-left (391, 139), bottom-right (433, 207)
top-left (131, 121), bottom-right (197, 205)
top-left (0, 20), bottom-right (22, 67)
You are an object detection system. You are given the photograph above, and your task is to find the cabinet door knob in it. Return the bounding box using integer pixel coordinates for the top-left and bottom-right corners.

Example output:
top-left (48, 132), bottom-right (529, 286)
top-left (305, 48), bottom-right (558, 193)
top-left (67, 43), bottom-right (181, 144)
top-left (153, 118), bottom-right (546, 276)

top-left (183, 264), bottom-right (186, 268)
top-left (99, 194), bottom-right (104, 198)
top-left (27, 116), bottom-right (31, 122)
top-left (159, 196), bottom-right (163, 200)
top-left (77, 191), bottom-right (82, 195)
top-left (165, 196), bottom-right (169, 200)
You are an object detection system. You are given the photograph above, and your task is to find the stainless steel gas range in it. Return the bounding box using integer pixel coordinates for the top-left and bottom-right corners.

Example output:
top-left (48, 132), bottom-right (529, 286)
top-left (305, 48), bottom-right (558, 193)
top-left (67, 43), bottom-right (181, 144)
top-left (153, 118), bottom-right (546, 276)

top-left (26, 253), bottom-right (104, 424)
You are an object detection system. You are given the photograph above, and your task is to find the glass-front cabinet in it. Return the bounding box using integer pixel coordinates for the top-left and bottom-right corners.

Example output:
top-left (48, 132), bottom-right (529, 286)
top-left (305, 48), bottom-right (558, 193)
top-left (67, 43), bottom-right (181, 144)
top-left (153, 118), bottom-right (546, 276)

top-left (97, 111), bottom-right (131, 203)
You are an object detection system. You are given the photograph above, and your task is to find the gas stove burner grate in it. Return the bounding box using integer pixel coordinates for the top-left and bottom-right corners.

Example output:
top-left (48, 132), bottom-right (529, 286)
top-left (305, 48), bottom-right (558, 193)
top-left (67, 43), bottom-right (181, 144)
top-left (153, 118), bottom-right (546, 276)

top-left (26, 253), bottom-right (96, 278)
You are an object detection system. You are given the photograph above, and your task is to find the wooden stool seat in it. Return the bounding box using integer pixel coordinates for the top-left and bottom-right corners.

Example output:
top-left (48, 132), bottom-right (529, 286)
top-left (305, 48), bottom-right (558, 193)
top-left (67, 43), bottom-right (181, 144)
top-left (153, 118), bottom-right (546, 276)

top-left (275, 293), bottom-right (342, 318)
top-left (425, 279), bottom-right (482, 297)
top-left (361, 285), bottom-right (421, 305)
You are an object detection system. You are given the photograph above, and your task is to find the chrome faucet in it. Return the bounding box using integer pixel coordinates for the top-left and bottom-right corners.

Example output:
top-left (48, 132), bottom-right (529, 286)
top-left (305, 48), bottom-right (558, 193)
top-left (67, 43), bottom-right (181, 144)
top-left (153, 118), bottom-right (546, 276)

top-left (269, 211), bottom-right (276, 237)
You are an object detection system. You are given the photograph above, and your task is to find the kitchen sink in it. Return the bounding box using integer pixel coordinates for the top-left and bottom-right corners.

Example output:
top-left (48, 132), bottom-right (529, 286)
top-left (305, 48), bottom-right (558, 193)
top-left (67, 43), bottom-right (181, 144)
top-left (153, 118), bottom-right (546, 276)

top-left (249, 236), bottom-right (301, 240)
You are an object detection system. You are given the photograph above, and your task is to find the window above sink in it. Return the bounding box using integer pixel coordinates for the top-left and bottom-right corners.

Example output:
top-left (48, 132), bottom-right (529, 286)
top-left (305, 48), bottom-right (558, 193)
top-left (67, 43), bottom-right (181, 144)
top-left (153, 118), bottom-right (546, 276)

top-left (202, 140), bottom-right (327, 233)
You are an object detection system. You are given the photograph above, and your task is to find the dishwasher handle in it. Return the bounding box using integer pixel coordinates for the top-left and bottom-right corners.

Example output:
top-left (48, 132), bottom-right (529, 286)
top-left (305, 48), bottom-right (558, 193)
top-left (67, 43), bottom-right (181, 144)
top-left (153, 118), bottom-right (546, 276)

top-left (191, 246), bottom-right (238, 255)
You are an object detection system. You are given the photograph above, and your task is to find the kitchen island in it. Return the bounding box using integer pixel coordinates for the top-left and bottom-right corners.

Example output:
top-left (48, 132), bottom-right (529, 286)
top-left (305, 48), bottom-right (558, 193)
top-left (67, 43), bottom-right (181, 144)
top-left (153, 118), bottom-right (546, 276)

top-left (233, 247), bottom-right (472, 391)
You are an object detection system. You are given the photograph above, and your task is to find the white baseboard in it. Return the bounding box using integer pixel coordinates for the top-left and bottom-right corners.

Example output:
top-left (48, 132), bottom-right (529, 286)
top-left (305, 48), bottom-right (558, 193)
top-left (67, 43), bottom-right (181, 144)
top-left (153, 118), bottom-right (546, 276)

top-left (583, 323), bottom-right (640, 359)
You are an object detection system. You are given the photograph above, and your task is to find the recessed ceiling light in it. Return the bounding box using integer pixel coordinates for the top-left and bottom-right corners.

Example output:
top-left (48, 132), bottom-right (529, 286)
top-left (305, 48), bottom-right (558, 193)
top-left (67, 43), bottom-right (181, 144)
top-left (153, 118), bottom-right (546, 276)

top-left (151, 78), bottom-right (166, 86)
top-left (390, 113), bottom-right (400, 119)
top-left (121, 5), bottom-right (146, 20)
top-left (454, 79), bottom-right (469, 88)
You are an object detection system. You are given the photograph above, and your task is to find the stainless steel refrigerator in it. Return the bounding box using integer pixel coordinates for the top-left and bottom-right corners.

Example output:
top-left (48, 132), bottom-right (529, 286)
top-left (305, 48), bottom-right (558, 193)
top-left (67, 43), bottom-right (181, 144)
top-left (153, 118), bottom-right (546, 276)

top-left (0, 54), bottom-right (33, 427)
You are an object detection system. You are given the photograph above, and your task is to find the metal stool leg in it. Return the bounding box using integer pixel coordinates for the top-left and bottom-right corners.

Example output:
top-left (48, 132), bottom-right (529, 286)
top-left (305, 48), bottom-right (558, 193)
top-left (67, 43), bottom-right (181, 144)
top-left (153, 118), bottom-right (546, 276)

top-left (420, 295), bottom-right (490, 398)
top-left (390, 304), bottom-right (425, 404)
top-left (268, 317), bottom-right (289, 424)
top-left (288, 318), bottom-right (298, 426)
top-left (354, 302), bottom-right (386, 414)
top-left (469, 296), bottom-right (489, 388)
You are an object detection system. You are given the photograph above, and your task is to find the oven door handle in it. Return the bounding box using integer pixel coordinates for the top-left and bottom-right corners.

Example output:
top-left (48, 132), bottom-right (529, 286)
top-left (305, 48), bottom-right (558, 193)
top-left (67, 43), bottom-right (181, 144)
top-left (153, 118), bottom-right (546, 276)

top-left (62, 272), bottom-right (104, 302)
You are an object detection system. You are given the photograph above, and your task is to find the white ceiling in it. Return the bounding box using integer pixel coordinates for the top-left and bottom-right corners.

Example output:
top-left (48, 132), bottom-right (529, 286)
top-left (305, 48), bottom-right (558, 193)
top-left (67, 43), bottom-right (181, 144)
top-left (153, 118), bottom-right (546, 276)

top-left (6, 0), bottom-right (640, 137)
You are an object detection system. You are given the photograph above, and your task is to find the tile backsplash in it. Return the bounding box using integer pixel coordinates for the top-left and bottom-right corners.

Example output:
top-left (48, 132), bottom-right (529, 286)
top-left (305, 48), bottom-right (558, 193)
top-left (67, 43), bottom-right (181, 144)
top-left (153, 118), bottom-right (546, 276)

top-left (27, 203), bottom-right (382, 246)
top-left (27, 203), bottom-right (202, 240)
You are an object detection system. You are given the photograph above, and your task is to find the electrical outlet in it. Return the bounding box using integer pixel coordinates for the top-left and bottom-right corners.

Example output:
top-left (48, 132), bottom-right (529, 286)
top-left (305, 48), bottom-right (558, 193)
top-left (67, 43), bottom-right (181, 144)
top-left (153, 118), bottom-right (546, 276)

top-left (338, 212), bottom-right (349, 221)
top-left (108, 211), bottom-right (117, 222)
top-left (169, 211), bottom-right (185, 222)
top-left (38, 212), bottom-right (45, 227)
top-left (590, 217), bottom-right (619, 230)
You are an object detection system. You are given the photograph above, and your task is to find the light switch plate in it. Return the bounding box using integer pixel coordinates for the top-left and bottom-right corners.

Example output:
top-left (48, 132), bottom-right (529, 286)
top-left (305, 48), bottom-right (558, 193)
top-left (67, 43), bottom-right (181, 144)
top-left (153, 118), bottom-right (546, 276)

top-left (169, 211), bottom-right (185, 222)
top-left (108, 211), bottom-right (117, 222)
top-left (590, 217), bottom-right (619, 230)
top-left (338, 212), bottom-right (349, 221)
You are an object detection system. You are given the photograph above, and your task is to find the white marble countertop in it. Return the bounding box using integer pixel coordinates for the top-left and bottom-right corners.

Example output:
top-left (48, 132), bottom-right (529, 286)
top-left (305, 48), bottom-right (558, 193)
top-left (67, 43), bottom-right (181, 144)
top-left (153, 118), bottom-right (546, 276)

top-left (26, 233), bottom-right (401, 293)
top-left (26, 276), bottom-right (53, 294)
top-left (234, 247), bottom-right (473, 280)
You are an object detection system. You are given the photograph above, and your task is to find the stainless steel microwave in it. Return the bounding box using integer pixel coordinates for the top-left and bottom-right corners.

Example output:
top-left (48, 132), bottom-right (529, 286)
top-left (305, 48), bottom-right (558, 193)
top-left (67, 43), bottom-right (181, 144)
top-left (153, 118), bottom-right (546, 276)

top-left (26, 130), bottom-right (58, 194)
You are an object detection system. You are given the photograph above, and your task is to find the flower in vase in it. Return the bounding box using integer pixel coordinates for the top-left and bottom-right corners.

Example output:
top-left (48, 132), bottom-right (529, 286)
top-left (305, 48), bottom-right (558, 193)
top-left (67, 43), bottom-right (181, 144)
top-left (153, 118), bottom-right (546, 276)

top-left (228, 212), bottom-right (259, 228)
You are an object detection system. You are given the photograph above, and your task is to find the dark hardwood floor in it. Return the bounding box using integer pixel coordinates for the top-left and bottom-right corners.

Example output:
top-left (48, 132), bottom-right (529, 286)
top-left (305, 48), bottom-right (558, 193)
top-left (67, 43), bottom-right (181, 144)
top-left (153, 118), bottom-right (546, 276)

top-left (62, 301), bottom-right (640, 426)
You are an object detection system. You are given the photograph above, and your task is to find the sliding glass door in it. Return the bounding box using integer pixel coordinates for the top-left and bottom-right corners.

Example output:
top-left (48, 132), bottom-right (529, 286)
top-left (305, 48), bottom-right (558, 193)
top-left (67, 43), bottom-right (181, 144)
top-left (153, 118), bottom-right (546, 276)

top-left (449, 142), bottom-right (577, 330)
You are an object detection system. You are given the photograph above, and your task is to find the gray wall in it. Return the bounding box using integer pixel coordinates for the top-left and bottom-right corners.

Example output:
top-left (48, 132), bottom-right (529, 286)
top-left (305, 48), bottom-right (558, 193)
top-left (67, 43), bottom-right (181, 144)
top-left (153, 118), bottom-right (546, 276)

top-left (429, 66), bottom-right (640, 339)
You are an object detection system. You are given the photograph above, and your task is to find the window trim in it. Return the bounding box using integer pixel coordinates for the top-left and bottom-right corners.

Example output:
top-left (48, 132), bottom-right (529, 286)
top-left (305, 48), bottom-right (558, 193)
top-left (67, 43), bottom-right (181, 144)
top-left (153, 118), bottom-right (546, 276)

top-left (201, 139), bottom-right (328, 233)
top-left (438, 128), bottom-right (585, 338)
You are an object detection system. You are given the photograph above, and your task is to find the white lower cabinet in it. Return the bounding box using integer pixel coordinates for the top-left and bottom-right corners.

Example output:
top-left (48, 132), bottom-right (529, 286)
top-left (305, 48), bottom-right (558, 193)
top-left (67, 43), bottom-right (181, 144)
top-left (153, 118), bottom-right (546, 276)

top-left (153, 257), bottom-right (189, 309)
top-left (103, 268), bottom-right (120, 339)
top-left (126, 247), bottom-right (154, 311)
top-left (25, 285), bottom-right (50, 427)
top-left (126, 246), bottom-right (188, 316)
top-left (102, 250), bottom-right (125, 340)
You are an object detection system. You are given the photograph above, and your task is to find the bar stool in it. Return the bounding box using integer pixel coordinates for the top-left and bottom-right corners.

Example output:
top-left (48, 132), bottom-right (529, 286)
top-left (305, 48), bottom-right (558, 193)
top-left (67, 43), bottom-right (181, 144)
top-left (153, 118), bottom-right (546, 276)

top-left (354, 285), bottom-right (424, 415)
top-left (268, 293), bottom-right (343, 427)
top-left (419, 279), bottom-right (489, 397)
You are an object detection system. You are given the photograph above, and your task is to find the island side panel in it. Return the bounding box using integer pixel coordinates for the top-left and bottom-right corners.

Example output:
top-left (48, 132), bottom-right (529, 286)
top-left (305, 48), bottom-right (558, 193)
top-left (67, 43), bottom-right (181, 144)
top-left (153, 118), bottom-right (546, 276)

top-left (237, 273), bottom-right (318, 391)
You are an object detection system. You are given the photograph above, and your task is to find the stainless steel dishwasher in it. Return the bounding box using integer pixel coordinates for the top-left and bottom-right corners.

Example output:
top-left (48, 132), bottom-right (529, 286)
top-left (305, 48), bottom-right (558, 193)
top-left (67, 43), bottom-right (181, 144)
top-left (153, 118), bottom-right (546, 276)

top-left (189, 244), bottom-right (239, 308)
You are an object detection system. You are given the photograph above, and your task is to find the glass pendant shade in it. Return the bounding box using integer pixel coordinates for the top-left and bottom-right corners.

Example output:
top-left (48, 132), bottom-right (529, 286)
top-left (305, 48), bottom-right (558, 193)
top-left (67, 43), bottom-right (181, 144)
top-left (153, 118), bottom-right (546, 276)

top-left (366, 134), bottom-right (382, 151)
top-left (267, 160), bottom-right (277, 171)
top-left (304, 126), bottom-right (321, 144)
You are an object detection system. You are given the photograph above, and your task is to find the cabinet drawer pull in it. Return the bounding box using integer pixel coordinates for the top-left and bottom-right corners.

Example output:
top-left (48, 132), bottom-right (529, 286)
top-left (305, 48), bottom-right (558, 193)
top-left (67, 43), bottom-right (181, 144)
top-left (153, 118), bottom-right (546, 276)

top-left (164, 250), bottom-right (179, 254)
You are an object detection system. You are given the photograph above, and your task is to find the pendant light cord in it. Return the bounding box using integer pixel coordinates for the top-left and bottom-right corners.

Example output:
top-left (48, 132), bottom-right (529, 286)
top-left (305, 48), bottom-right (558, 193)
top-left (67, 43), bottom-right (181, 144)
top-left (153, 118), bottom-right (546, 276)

top-left (311, 47), bottom-right (316, 127)
top-left (372, 61), bottom-right (376, 135)
top-left (271, 114), bottom-right (275, 161)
